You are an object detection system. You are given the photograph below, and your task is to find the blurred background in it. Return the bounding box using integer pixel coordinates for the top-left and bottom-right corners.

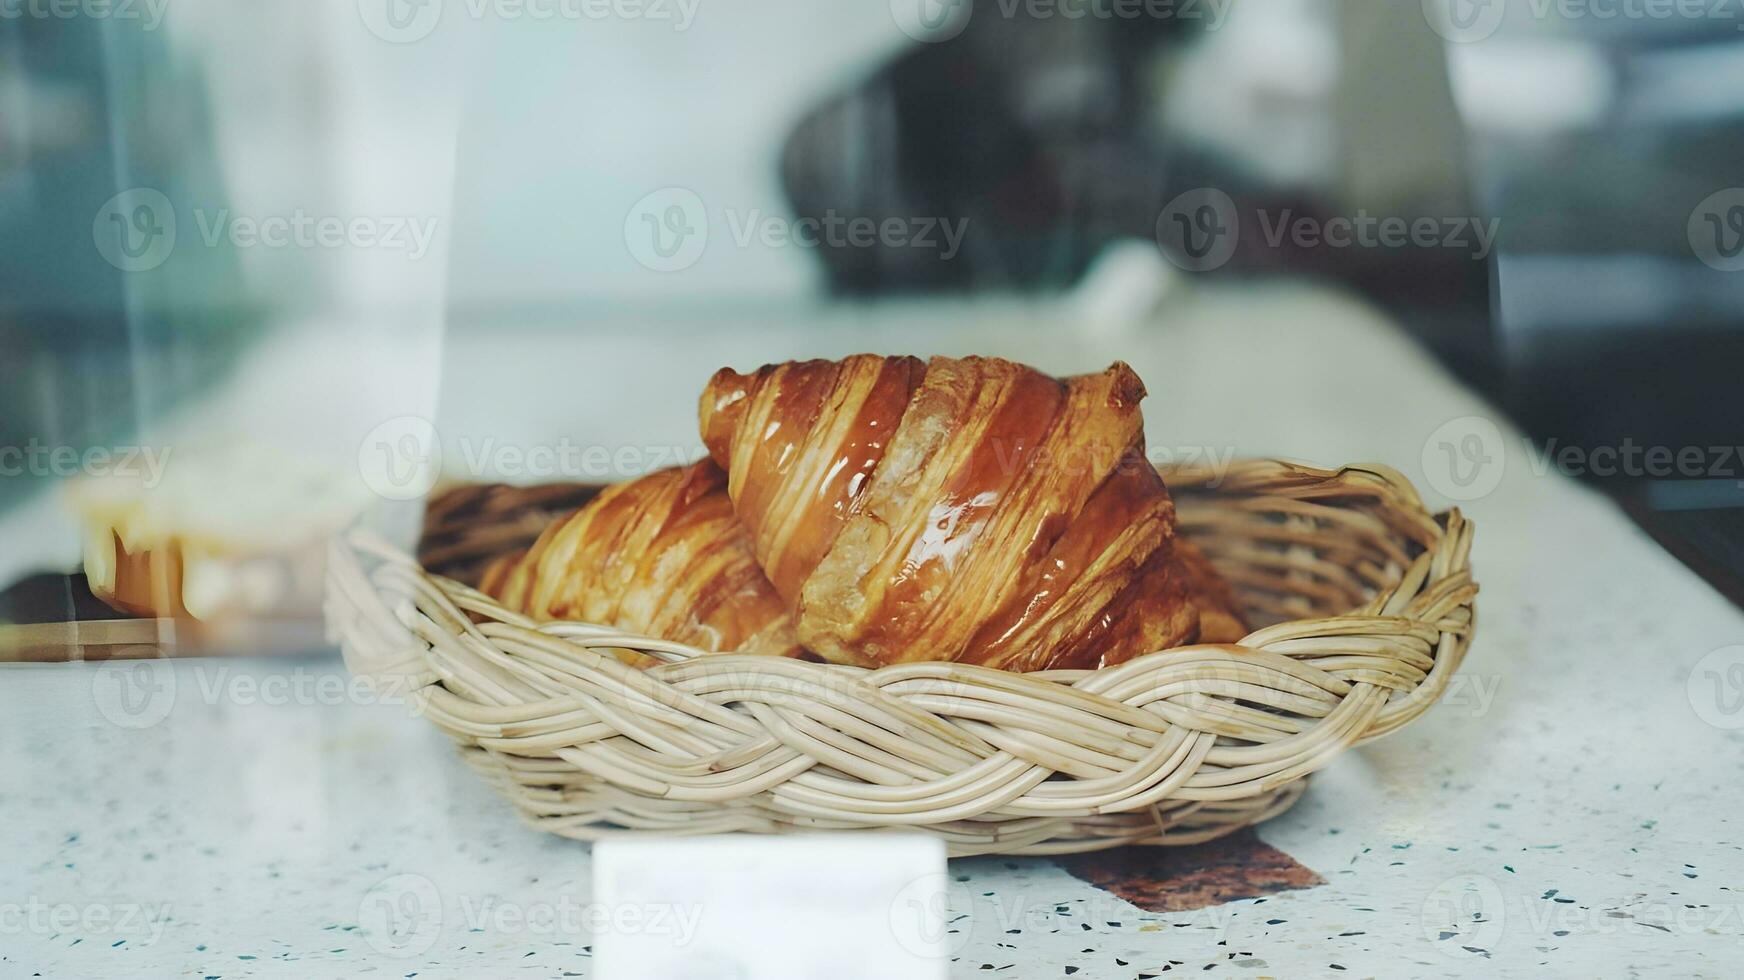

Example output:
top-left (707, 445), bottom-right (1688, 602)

top-left (3, 0), bottom-right (1743, 656)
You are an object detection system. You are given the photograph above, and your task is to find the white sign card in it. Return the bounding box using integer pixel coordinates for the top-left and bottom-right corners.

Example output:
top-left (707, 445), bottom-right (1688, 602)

top-left (593, 834), bottom-right (951, 979)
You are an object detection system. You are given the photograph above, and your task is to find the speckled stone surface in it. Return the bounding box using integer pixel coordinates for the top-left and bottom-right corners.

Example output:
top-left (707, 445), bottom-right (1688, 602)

top-left (5, 286), bottom-right (1743, 978)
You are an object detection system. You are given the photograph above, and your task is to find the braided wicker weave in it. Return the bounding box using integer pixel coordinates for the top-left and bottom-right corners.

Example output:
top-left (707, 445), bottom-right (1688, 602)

top-left (325, 459), bottom-right (1475, 856)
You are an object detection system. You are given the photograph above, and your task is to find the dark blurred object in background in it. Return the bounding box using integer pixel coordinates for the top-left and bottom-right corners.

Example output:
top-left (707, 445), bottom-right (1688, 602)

top-left (1451, 5), bottom-right (1744, 603)
top-left (780, 1), bottom-right (1496, 383)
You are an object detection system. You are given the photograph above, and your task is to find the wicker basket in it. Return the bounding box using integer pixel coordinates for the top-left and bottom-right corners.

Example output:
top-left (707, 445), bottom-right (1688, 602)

top-left (325, 459), bottom-right (1475, 857)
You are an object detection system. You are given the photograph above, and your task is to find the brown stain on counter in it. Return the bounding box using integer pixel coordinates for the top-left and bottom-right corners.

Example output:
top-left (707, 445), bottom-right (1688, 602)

top-left (1053, 829), bottom-right (1325, 913)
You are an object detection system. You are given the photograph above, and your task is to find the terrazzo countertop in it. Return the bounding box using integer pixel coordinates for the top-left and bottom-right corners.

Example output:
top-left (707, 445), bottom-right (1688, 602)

top-left (4, 285), bottom-right (1743, 978)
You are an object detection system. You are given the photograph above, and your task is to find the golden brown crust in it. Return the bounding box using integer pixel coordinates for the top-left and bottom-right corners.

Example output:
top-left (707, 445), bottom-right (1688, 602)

top-left (701, 355), bottom-right (1202, 670)
top-left (481, 462), bottom-right (801, 658)
top-left (477, 547), bottom-right (527, 601)
top-left (701, 355), bottom-right (926, 602)
top-left (1173, 538), bottom-right (1249, 644)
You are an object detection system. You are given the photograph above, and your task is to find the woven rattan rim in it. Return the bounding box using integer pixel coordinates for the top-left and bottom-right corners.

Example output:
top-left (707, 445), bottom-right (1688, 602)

top-left (326, 459), bottom-right (1476, 856)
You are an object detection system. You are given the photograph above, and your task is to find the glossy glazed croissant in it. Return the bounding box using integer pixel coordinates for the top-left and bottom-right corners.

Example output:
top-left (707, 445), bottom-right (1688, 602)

top-left (1174, 539), bottom-right (1249, 644)
top-left (699, 354), bottom-right (1203, 670)
top-left (480, 461), bottom-right (802, 658)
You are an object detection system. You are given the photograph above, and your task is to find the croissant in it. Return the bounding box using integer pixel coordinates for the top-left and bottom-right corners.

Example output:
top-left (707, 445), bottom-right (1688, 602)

top-left (699, 354), bottom-right (1205, 671)
top-left (1174, 539), bottom-right (1249, 644)
top-left (480, 461), bottom-right (802, 658)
